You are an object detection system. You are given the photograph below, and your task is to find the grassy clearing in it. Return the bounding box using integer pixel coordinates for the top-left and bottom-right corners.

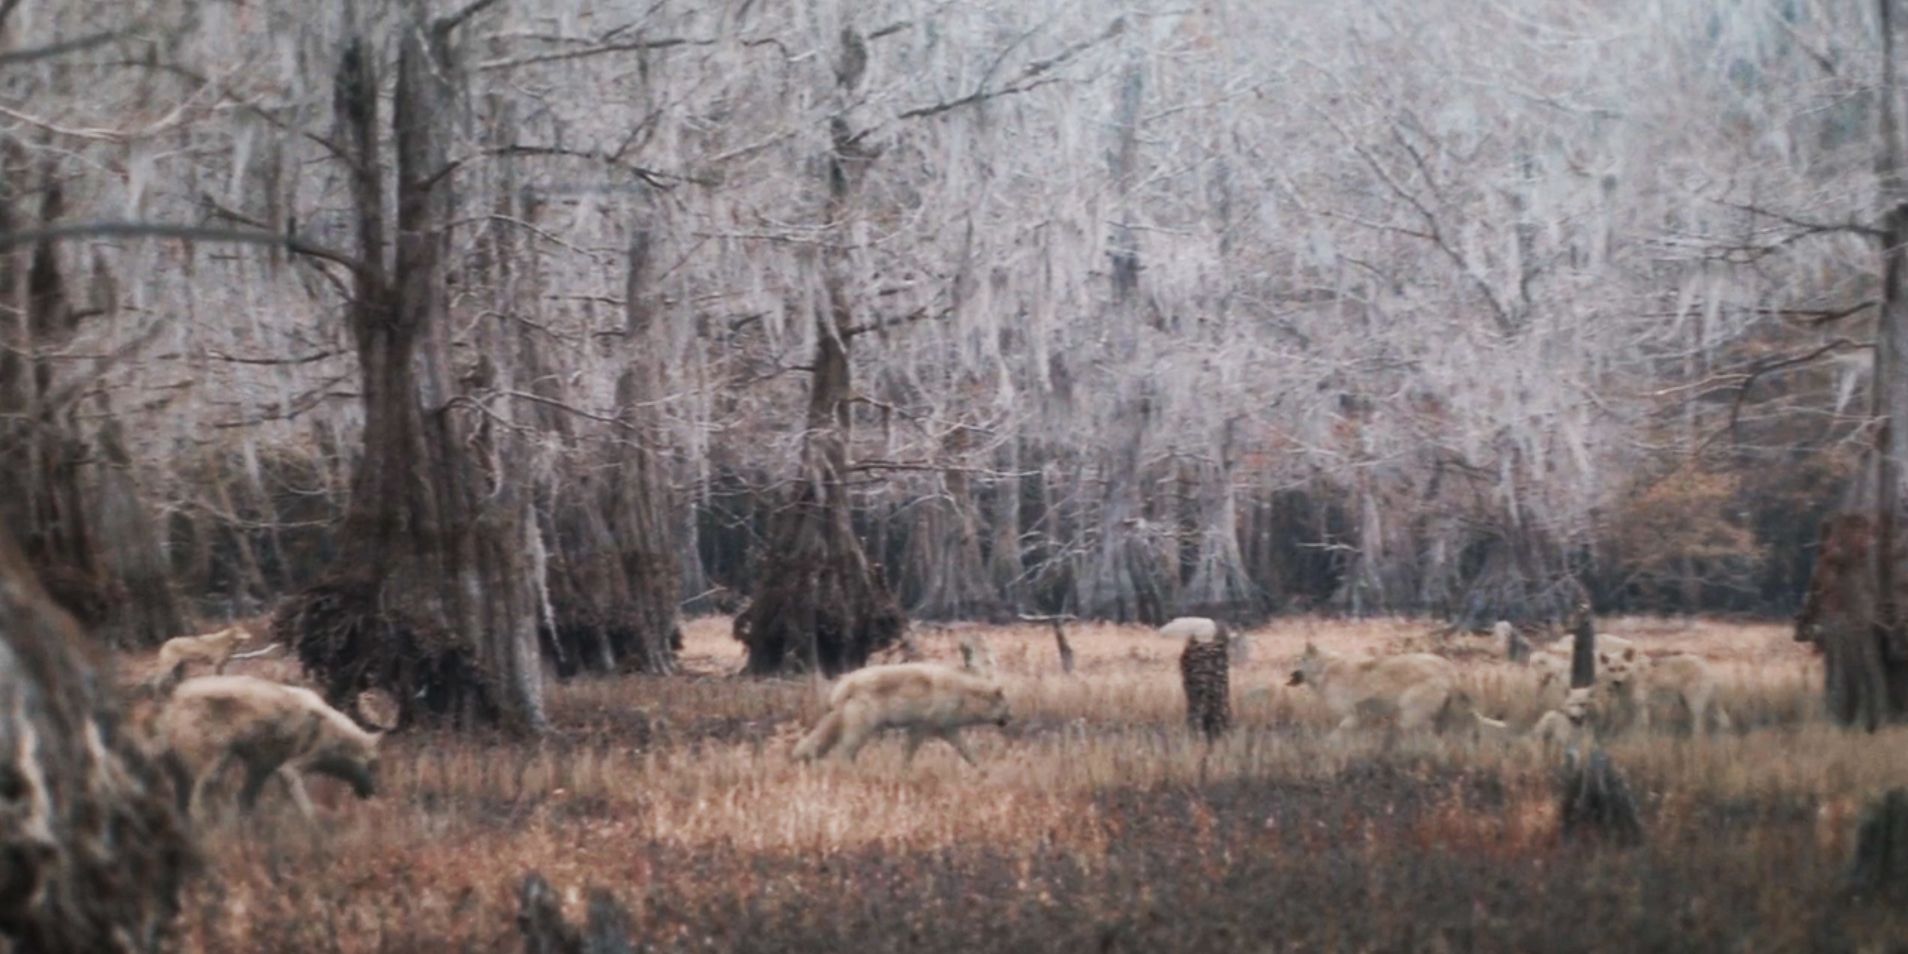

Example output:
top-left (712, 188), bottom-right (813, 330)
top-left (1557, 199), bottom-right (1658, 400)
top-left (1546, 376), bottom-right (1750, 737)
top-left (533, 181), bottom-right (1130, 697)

top-left (147, 615), bottom-right (1908, 953)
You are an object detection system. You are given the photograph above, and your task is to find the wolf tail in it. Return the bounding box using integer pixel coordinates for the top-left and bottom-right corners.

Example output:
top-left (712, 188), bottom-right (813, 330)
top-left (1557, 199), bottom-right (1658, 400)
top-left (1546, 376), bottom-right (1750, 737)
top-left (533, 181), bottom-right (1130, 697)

top-left (792, 709), bottom-right (845, 762)
top-left (1441, 689), bottom-right (1507, 734)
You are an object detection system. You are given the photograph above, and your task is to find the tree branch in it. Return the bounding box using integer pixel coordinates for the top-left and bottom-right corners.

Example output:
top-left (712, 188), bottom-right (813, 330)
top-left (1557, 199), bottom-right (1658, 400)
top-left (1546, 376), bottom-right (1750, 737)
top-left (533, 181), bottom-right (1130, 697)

top-left (0, 28), bottom-right (121, 68)
top-left (431, 144), bottom-right (712, 193)
top-left (0, 221), bottom-right (365, 275)
top-left (842, 306), bottom-right (951, 339)
top-left (1713, 197), bottom-right (1885, 241)
top-left (198, 348), bottom-right (343, 367)
top-left (1707, 337), bottom-right (1874, 448)
top-left (434, 0), bottom-right (506, 39)
top-left (896, 17), bottom-right (1124, 122)
top-left (476, 36), bottom-right (699, 71)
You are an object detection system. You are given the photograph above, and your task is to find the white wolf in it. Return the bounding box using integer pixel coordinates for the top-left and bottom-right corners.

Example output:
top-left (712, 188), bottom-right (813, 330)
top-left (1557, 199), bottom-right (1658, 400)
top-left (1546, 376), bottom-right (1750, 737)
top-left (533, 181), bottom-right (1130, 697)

top-left (154, 623), bottom-right (255, 680)
top-left (1597, 647), bottom-right (1730, 735)
top-left (791, 663), bottom-right (1010, 766)
top-left (1530, 686), bottom-right (1596, 751)
top-left (154, 675), bottom-right (383, 820)
top-left (1529, 632), bottom-right (1637, 704)
top-left (1288, 643), bottom-right (1506, 739)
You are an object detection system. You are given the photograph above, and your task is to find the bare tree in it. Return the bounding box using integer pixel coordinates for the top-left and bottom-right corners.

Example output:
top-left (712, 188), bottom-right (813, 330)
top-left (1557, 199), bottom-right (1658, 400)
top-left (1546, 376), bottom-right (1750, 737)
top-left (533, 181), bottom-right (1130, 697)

top-left (735, 26), bottom-right (905, 674)
top-left (278, 8), bottom-right (547, 730)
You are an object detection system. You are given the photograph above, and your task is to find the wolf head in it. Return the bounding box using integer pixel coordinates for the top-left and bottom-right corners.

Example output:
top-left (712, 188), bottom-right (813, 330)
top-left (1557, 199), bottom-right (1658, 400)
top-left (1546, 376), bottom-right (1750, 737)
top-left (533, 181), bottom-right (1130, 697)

top-left (968, 683), bottom-right (1010, 727)
top-left (1597, 646), bottom-right (1641, 691)
top-left (1288, 642), bottom-right (1327, 687)
top-left (1562, 686), bottom-right (1594, 724)
top-left (203, 624), bottom-right (251, 647)
top-left (306, 728), bottom-right (383, 799)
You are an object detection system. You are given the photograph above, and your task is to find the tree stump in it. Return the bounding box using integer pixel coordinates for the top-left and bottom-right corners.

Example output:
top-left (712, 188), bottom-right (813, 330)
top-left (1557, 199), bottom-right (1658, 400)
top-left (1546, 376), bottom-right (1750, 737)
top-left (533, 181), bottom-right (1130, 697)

top-left (1179, 632), bottom-right (1231, 740)
top-left (517, 871), bottom-right (635, 954)
top-left (1850, 788), bottom-right (1908, 896)
top-left (1558, 748), bottom-right (1643, 846)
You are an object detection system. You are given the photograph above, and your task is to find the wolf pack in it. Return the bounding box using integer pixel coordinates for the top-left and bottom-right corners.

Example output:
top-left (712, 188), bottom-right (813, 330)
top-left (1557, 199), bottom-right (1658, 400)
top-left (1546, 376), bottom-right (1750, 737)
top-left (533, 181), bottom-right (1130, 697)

top-left (129, 607), bottom-right (1727, 826)
top-left (127, 622), bottom-right (387, 825)
top-left (1284, 626), bottom-right (1729, 745)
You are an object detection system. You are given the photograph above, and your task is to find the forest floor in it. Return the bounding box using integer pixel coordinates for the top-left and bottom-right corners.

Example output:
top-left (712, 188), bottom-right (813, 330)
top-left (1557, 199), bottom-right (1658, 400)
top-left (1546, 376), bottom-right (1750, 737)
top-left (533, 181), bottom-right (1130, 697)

top-left (140, 615), bottom-right (1908, 953)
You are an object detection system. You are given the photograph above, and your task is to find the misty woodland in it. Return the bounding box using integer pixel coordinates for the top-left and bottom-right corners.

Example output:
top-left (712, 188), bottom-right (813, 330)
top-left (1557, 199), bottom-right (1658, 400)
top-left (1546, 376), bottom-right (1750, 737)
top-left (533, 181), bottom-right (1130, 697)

top-left (9, 1), bottom-right (1908, 952)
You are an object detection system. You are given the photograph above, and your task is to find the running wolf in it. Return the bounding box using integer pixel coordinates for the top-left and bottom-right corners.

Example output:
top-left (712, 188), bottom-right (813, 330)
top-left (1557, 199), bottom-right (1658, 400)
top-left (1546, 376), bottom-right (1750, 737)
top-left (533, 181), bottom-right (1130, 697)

top-left (791, 663), bottom-right (1010, 766)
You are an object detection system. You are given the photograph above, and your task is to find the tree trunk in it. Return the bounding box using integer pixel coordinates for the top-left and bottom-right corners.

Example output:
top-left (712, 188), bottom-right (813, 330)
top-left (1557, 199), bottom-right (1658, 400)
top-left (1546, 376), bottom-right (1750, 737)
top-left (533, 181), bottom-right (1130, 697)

top-left (0, 528), bottom-right (191, 952)
top-left (531, 228), bottom-right (681, 677)
top-left (88, 416), bottom-right (184, 646)
top-left (1798, 0), bottom-right (1908, 728)
top-left (1850, 788), bottom-right (1908, 895)
top-left (1181, 417), bottom-right (1260, 621)
top-left (986, 441), bottom-right (1026, 608)
top-left (280, 22), bottom-right (546, 731)
top-left (734, 28), bottom-right (903, 674)
top-left (909, 431), bottom-right (1005, 621)
top-left (1073, 387), bottom-right (1173, 623)
top-left (606, 227), bottom-right (683, 673)
top-left (1796, 514), bottom-right (1908, 728)
top-left (0, 157), bottom-right (183, 644)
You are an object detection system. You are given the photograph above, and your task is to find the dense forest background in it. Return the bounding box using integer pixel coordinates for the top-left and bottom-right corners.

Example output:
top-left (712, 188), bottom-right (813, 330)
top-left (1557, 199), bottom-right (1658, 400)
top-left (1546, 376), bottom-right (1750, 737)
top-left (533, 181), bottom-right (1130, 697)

top-left (1, 0), bottom-right (1891, 667)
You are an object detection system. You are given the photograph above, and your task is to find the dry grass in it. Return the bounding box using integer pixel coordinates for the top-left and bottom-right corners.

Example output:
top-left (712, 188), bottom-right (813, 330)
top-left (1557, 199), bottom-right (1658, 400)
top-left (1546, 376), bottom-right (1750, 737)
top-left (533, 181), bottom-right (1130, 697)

top-left (142, 615), bottom-right (1908, 953)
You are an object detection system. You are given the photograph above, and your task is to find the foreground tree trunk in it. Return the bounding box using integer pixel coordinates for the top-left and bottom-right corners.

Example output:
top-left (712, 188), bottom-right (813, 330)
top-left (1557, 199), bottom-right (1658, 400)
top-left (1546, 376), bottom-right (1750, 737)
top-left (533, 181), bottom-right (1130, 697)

top-left (0, 529), bottom-right (190, 952)
top-left (1795, 0), bottom-right (1908, 729)
top-left (279, 18), bottom-right (546, 730)
top-left (1796, 514), bottom-right (1908, 728)
top-left (735, 29), bottom-right (903, 674)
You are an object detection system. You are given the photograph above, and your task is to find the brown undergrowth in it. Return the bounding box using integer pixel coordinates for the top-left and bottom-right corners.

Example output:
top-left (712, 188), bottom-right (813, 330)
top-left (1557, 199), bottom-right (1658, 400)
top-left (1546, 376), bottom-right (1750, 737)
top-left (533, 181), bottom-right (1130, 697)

top-left (142, 616), bottom-right (1908, 953)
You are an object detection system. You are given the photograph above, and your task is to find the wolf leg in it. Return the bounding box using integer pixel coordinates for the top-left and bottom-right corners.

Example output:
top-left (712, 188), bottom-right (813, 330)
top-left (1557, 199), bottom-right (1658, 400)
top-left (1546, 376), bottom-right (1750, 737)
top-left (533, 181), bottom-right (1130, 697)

top-left (274, 768), bottom-right (317, 820)
top-left (1397, 685), bottom-right (1448, 733)
top-left (938, 729), bottom-right (979, 767)
top-left (189, 753), bottom-right (234, 821)
top-left (1709, 696), bottom-right (1732, 734)
top-left (237, 761), bottom-right (281, 813)
top-left (902, 730), bottom-right (928, 766)
top-left (792, 710), bottom-right (844, 762)
top-left (834, 704), bottom-right (877, 763)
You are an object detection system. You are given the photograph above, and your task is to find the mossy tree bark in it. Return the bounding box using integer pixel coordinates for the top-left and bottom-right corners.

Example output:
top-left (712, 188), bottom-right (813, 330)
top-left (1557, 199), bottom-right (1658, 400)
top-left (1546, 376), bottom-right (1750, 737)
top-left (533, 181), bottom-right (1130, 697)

top-left (735, 28), bottom-right (903, 675)
top-left (1792, 1), bottom-right (1908, 730)
top-left (281, 13), bottom-right (546, 731)
top-left (0, 528), bottom-right (190, 952)
top-left (0, 154), bottom-right (181, 646)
